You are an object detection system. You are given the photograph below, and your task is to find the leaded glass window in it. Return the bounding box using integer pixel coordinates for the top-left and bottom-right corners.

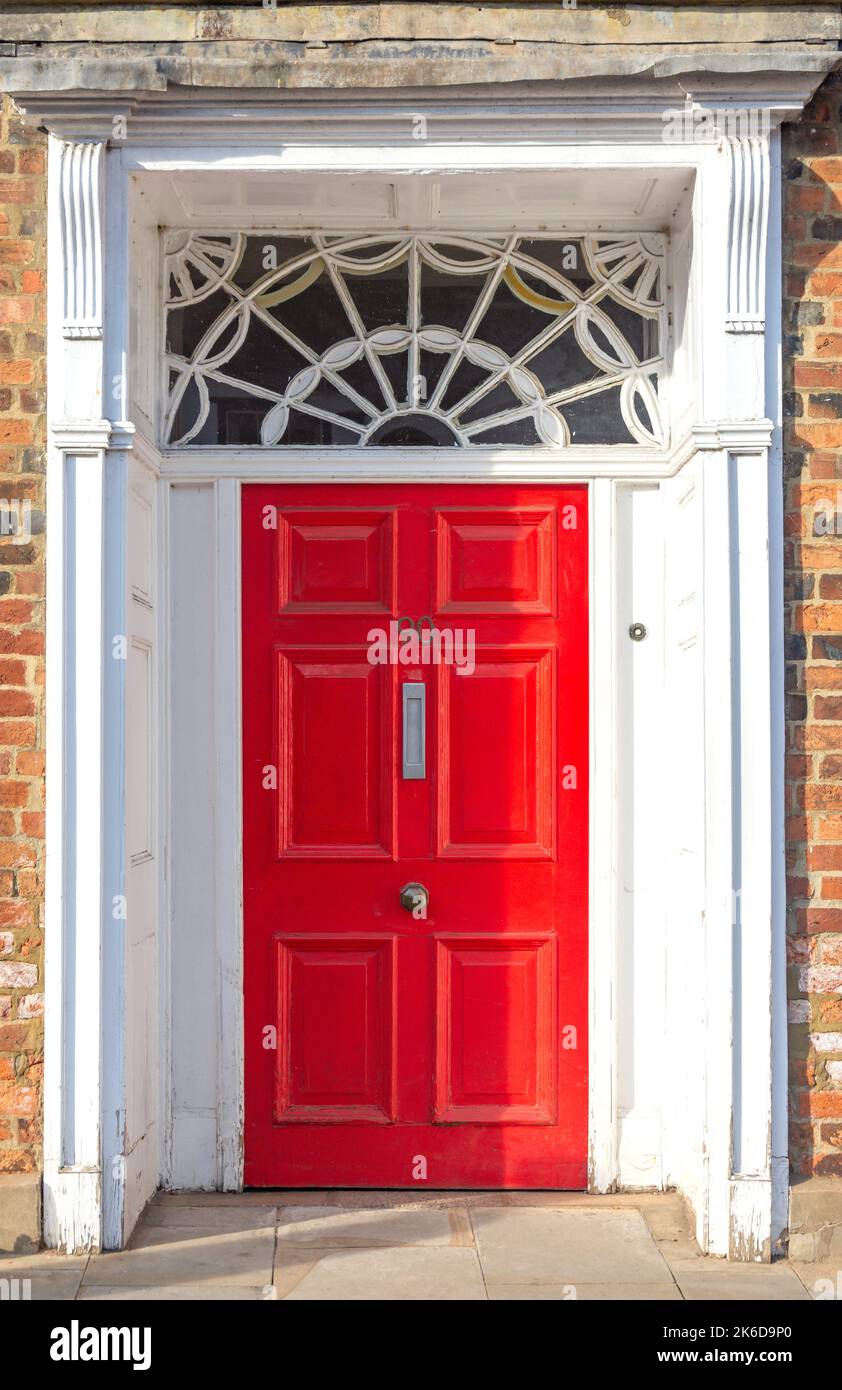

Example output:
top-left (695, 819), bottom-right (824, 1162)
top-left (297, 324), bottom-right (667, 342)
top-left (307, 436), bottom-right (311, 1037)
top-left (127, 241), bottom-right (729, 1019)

top-left (163, 232), bottom-right (667, 448)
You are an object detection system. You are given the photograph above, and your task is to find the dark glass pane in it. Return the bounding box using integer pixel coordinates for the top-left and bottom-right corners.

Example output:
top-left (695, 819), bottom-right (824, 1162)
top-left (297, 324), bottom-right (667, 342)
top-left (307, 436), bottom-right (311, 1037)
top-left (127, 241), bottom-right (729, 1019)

top-left (526, 328), bottom-right (604, 395)
top-left (167, 286), bottom-right (236, 359)
top-left (457, 381), bottom-right (522, 426)
top-left (476, 278), bottom-right (554, 356)
top-left (561, 386), bottom-right (634, 444)
top-left (439, 358), bottom-right (493, 414)
top-left (224, 314), bottom-right (308, 394)
top-left (469, 416), bottom-right (542, 445)
top-left (368, 414), bottom-right (459, 446)
top-left (342, 257), bottom-right (409, 334)
top-left (418, 260), bottom-right (487, 335)
top-left (518, 238), bottom-right (593, 293)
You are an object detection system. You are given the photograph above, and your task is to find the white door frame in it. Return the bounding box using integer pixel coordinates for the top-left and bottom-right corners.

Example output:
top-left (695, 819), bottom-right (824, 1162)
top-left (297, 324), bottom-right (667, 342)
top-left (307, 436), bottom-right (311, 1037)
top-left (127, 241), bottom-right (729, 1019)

top-left (20, 87), bottom-right (799, 1255)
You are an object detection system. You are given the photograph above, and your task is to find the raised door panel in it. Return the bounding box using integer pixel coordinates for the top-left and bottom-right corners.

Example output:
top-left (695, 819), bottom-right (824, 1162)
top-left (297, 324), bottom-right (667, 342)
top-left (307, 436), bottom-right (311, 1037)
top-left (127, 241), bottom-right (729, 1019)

top-left (437, 648), bottom-right (555, 858)
top-left (274, 935), bottom-right (395, 1123)
top-left (434, 935), bottom-right (557, 1123)
top-left (277, 508), bottom-right (396, 614)
top-left (276, 648), bottom-right (394, 858)
top-left (436, 508), bottom-right (555, 614)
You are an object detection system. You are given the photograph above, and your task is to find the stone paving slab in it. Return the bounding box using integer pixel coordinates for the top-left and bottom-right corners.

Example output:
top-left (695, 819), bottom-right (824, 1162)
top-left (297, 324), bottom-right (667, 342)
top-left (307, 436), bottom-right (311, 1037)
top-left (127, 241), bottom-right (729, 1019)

top-left (83, 1226), bottom-right (275, 1290)
top-left (488, 1281), bottom-right (683, 1301)
top-left (266, 1190), bottom-right (512, 1209)
top-left (0, 1267), bottom-right (86, 1300)
top-left (277, 1243), bottom-right (487, 1301)
top-left (277, 1204), bottom-right (460, 1248)
top-left (0, 1251), bottom-right (88, 1300)
top-left (79, 1284), bottom-right (271, 1301)
top-left (0, 1251), bottom-right (88, 1272)
top-left (791, 1264), bottom-right (842, 1301)
top-left (673, 1264), bottom-right (811, 1302)
top-left (471, 1207), bottom-right (671, 1285)
top-left (154, 1191), bottom-right (282, 1207)
top-left (142, 1204), bottom-right (278, 1232)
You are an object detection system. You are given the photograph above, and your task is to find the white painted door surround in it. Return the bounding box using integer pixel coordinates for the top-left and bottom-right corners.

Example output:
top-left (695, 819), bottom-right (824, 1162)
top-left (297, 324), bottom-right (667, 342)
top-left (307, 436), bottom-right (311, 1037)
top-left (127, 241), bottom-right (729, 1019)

top-left (7, 69), bottom-right (824, 1254)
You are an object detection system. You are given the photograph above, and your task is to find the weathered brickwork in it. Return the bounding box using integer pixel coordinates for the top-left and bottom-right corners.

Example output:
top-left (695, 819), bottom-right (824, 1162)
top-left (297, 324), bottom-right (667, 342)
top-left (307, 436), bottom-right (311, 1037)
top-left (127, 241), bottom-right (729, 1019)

top-left (784, 69), bottom-right (842, 1180)
top-left (0, 94), bottom-right (46, 1177)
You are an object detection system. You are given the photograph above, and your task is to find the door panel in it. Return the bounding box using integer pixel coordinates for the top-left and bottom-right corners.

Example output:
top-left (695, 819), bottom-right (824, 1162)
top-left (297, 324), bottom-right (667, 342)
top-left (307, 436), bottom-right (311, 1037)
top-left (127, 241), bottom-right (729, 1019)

top-left (434, 934), bottom-right (556, 1124)
top-left (276, 648), bottom-right (394, 857)
top-left (273, 935), bottom-right (395, 1123)
top-left (243, 483), bottom-right (588, 1188)
top-left (438, 648), bottom-right (554, 857)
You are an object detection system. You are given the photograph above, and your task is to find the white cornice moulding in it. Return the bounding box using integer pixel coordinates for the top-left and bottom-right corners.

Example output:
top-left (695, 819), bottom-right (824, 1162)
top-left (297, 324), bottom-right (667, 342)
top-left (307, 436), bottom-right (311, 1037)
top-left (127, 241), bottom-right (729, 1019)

top-left (691, 420), bottom-right (775, 453)
top-left (6, 70), bottom-right (836, 144)
top-left (726, 136), bottom-right (770, 336)
top-left (58, 140), bottom-right (105, 340)
top-left (50, 419), bottom-right (135, 452)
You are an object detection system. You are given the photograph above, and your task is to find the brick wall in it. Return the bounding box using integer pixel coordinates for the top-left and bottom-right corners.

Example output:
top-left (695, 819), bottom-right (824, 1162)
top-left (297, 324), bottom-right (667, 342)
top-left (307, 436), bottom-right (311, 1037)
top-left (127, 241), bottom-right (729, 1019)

top-left (0, 94), bottom-right (46, 1178)
top-left (784, 69), bottom-right (842, 1181)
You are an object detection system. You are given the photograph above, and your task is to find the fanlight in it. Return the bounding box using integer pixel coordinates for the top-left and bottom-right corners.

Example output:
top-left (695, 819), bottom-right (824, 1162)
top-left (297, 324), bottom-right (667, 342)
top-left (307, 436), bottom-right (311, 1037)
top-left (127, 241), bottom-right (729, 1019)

top-left (163, 232), bottom-right (667, 448)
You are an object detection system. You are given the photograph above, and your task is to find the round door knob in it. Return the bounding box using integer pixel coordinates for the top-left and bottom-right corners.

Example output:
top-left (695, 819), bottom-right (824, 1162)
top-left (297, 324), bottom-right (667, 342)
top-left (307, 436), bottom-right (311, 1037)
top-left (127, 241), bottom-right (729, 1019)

top-left (399, 882), bottom-right (429, 915)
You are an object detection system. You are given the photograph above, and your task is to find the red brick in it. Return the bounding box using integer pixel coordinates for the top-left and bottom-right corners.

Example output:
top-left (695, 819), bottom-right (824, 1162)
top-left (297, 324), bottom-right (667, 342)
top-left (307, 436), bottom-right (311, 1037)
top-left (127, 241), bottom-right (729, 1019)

top-left (0, 843), bottom-right (37, 867)
top-left (0, 722), bottom-right (35, 747)
top-left (809, 844), bottom-right (842, 870)
top-left (0, 1080), bottom-right (36, 1118)
top-left (0, 780), bottom-right (28, 807)
top-left (0, 241), bottom-right (33, 266)
top-left (794, 361), bottom-right (842, 388)
top-left (803, 785), bottom-right (842, 811)
top-left (0, 419), bottom-right (33, 446)
top-left (0, 360), bottom-right (33, 386)
top-left (17, 150), bottom-right (43, 176)
top-left (798, 1091), bottom-right (842, 1119)
top-left (0, 298), bottom-right (34, 326)
top-left (0, 631), bottom-right (43, 656)
top-left (807, 156), bottom-right (842, 182)
top-left (15, 750), bottom-right (43, 777)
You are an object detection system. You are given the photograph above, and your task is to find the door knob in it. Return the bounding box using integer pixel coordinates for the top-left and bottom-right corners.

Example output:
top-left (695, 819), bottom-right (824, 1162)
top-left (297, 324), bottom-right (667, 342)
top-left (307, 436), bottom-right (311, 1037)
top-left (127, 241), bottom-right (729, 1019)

top-left (399, 882), bottom-right (429, 916)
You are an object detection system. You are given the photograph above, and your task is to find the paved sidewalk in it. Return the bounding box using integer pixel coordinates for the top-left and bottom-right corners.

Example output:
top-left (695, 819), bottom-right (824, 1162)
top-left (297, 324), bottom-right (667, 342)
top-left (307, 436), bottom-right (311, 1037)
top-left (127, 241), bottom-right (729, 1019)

top-left (0, 1192), bottom-right (833, 1301)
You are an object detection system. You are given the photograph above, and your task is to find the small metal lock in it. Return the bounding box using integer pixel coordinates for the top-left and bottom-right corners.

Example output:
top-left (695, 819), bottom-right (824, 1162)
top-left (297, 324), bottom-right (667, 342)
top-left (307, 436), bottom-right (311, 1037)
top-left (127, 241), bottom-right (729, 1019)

top-left (629, 622), bottom-right (647, 643)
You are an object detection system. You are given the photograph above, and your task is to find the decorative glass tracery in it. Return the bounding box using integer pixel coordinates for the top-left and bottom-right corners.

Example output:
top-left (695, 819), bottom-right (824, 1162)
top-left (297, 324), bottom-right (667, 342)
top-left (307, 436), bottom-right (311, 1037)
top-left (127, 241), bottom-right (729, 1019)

top-left (163, 232), bottom-right (667, 448)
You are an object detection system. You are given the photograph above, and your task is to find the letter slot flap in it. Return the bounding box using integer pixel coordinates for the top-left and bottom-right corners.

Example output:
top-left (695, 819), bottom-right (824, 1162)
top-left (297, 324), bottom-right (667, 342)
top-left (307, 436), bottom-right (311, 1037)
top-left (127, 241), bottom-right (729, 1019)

top-left (402, 682), bottom-right (425, 780)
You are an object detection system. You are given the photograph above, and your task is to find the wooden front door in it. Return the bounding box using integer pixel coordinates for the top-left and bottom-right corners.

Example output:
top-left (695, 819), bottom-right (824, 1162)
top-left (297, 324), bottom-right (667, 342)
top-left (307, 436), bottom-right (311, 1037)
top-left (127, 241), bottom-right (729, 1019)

top-left (242, 483), bottom-right (588, 1187)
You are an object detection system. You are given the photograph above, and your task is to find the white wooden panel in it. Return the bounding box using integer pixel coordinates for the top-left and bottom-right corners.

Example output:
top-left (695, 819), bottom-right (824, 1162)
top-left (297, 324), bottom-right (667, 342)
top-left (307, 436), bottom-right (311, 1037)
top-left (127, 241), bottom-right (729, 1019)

top-left (168, 483), bottom-right (220, 1189)
top-left (127, 639), bottom-right (153, 863)
top-left (661, 459), bottom-right (708, 1244)
top-left (123, 459), bottom-right (159, 1239)
top-left (616, 485), bottom-right (666, 1189)
top-left (588, 477), bottom-right (618, 1192)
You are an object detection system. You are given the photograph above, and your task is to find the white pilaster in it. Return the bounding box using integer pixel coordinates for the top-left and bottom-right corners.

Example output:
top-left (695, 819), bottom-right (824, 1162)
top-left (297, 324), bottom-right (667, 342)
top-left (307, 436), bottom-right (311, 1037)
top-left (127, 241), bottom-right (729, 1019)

top-left (694, 117), bottom-right (782, 1260)
top-left (43, 134), bottom-right (133, 1251)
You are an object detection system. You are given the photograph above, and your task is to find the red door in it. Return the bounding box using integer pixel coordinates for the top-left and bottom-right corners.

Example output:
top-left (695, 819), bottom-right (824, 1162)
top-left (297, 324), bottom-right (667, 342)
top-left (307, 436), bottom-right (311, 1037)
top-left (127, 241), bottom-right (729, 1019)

top-left (242, 484), bottom-right (588, 1187)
